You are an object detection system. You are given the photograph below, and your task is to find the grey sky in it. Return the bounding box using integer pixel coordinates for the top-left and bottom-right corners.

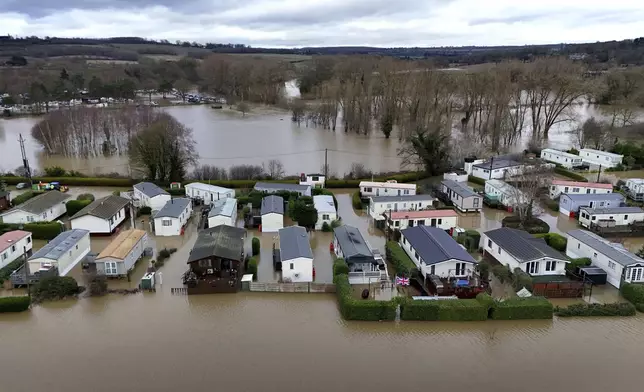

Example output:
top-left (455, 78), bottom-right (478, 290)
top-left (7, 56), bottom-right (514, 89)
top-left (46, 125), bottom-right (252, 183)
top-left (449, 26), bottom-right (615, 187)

top-left (1, 0), bottom-right (642, 47)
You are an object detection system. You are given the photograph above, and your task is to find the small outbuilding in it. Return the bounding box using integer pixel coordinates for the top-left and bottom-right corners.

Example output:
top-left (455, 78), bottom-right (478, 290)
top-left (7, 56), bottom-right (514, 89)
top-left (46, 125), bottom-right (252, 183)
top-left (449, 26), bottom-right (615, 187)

top-left (278, 226), bottom-right (314, 282)
top-left (313, 195), bottom-right (337, 230)
top-left (260, 195), bottom-right (284, 232)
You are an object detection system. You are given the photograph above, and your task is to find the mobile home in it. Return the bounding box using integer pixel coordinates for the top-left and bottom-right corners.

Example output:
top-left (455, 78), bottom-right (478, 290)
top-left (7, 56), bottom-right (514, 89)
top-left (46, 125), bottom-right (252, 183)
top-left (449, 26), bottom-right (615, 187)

top-left (540, 148), bottom-right (583, 168)
top-left (579, 148), bottom-right (623, 168)
top-left (358, 180), bottom-right (416, 198)
top-left (578, 206), bottom-right (644, 229)
top-left (549, 180), bottom-right (613, 199)
top-left (558, 193), bottom-right (625, 216)
top-left (184, 182), bottom-right (235, 205)
top-left (440, 180), bottom-right (482, 212)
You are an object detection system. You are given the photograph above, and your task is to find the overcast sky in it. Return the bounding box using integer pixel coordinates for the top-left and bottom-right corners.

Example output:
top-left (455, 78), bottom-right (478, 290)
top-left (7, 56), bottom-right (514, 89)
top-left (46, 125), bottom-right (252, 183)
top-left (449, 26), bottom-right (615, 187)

top-left (1, 0), bottom-right (643, 47)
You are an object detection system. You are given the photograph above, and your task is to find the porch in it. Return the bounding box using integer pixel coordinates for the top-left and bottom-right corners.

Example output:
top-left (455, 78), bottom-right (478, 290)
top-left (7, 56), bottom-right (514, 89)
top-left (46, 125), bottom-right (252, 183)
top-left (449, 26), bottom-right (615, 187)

top-left (347, 251), bottom-right (389, 285)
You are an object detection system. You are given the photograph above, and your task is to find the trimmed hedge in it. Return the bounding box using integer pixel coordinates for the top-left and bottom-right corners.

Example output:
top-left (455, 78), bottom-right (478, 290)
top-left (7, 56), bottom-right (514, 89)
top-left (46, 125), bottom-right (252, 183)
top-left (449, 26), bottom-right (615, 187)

top-left (385, 241), bottom-right (416, 277)
top-left (247, 256), bottom-right (258, 279)
top-left (501, 216), bottom-right (549, 234)
top-left (32, 276), bottom-right (80, 302)
top-left (334, 273), bottom-right (396, 321)
top-left (534, 232), bottom-right (567, 251)
top-left (66, 199), bottom-right (92, 216)
top-left (554, 167), bottom-right (588, 182)
top-left (468, 175), bottom-right (485, 186)
top-left (491, 297), bottom-right (553, 320)
top-left (333, 259), bottom-right (350, 276)
top-left (351, 191), bottom-right (363, 210)
top-left (3, 176), bottom-right (134, 187)
top-left (0, 222), bottom-right (64, 240)
top-left (567, 257), bottom-right (592, 272)
top-left (11, 191), bottom-right (43, 206)
top-left (252, 237), bottom-right (260, 256)
top-left (400, 298), bottom-right (488, 321)
top-left (620, 283), bottom-right (644, 309)
top-left (0, 258), bottom-right (25, 284)
top-left (555, 302), bottom-right (636, 317)
top-left (167, 188), bottom-right (185, 196)
top-left (0, 296), bottom-right (31, 313)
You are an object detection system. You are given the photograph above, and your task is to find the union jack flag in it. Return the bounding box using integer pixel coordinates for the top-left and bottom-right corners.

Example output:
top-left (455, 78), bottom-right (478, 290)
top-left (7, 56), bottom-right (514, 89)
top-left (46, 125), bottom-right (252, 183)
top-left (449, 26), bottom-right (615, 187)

top-left (395, 276), bottom-right (409, 286)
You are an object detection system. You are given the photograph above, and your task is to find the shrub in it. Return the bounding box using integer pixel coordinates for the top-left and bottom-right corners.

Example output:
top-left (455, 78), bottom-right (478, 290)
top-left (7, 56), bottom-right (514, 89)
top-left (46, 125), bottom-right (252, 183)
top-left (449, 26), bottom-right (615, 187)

top-left (331, 219), bottom-right (342, 229)
top-left (501, 216), bottom-right (549, 234)
top-left (44, 166), bottom-right (68, 177)
top-left (252, 237), bottom-right (260, 256)
top-left (11, 191), bottom-right (43, 206)
top-left (491, 264), bottom-right (511, 283)
top-left (0, 222), bottom-right (64, 240)
top-left (476, 292), bottom-right (495, 311)
top-left (620, 283), bottom-right (644, 308)
top-left (139, 206), bottom-right (152, 215)
top-left (491, 297), bottom-right (553, 320)
top-left (0, 296), bottom-right (31, 313)
top-left (535, 232), bottom-right (567, 251)
top-left (385, 241), bottom-right (416, 277)
top-left (66, 199), bottom-right (92, 216)
top-left (555, 303), bottom-right (636, 317)
top-left (554, 167), bottom-right (588, 182)
top-left (32, 276), bottom-right (80, 302)
top-left (637, 303), bottom-right (644, 313)
top-left (333, 259), bottom-right (350, 276)
top-left (84, 274), bottom-right (108, 297)
top-left (462, 229), bottom-right (481, 252)
top-left (321, 222), bottom-right (332, 232)
top-left (478, 263), bottom-right (490, 281)
top-left (0, 257), bottom-right (25, 284)
top-left (400, 298), bottom-right (487, 321)
top-left (247, 256), bottom-right (259, 279)
top-left (351, 191), bottom-right (363, 210)
top-left (167, 188), bottom-right (185, 196)
top-left (511, 268), bottom-right (533, 291)
top-left (324, 172), bottom-right (427, 189)
top-left (567, 257), bottom-right (592, 272)
top-left (468, 175), bottom-right (485, 186)
top-left (334, 273), bottom-right (396, 321)
top-left (76, 193), bottom-right (95, 201)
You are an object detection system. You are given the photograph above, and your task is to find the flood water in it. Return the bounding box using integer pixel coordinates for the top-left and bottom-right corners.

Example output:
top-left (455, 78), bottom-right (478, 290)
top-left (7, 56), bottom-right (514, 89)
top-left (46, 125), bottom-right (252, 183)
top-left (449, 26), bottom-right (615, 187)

top-left (2, 188), bottom-right (644, 392)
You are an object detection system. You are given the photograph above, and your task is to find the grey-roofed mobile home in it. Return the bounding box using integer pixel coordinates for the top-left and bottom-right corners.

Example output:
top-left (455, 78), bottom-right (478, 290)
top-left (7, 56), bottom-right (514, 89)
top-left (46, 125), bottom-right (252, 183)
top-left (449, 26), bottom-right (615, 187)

top-left (0, 190), bottom-right (71, 224)
top-left (558, 193), bottom-right (625, 216)
top-left (133, 182), bottom-right (171, 210)
top-left (153, 198), bottom-right (193, 236)
top-left (440, 180), bottom-right (482, 212)
top-left (254, 182), bottom-right (312, 196)
top-left (332, 225), bottom-right (375, 265)
top-left (370, 195), bottom-right (435, 203)
top-left (208, 198), bottom-right (238, 228)
top-left (27, 229), bottom-right (91, 276)
top-left (134, 182), bottom-right (168, 198)
top-left (279, 226), bottom-right (314, 282)
top-left (154, 198), bottom-right (192, 219)
top-left (401, 225), bottom-right (476, 265)
top-left (261, 195), bottom-right (284, 215)
top-left (71, 195), bottom-right (129, 220)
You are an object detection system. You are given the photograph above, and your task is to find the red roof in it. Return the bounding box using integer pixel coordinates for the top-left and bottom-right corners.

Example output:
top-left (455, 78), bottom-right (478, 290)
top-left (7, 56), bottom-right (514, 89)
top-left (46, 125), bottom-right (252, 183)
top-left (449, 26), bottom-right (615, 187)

top-left (387, 209), bottom-right (458, 220)
top-left (552, 180), bottom-right (613, 189)
top-left (0, 230), bottom-right (31, 253)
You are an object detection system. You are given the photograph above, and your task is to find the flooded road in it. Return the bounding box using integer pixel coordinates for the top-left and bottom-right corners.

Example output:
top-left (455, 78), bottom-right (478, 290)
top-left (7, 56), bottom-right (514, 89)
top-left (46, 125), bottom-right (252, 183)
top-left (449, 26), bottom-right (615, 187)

top-left (2, 189), bottom-right (644, 391)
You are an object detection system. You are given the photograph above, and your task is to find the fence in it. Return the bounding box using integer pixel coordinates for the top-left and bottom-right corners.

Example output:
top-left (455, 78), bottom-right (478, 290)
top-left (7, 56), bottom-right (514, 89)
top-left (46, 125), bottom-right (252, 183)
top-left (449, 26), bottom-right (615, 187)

top-left (249, 282), bottom-right (335, 293)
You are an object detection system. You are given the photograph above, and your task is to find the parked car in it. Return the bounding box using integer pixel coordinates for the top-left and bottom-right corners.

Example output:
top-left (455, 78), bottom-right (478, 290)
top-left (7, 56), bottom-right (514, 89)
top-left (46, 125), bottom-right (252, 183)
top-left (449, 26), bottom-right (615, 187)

top-left (16, 182), bottom-right (27, 189)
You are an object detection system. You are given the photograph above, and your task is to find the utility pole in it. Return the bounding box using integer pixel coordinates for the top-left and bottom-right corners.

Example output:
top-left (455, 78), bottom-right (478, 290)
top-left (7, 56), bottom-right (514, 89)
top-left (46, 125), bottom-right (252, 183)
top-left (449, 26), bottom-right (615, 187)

top-left (23, 246), bottom-right (30, 299)
top-left (324, 149), bottom-right (328, 179)
top-left (488, 156), bottom-right (494, 180)
top-left (597, 165), bottom-right (602, 183)
top-left (19, 134), bottom-right (32, 187)
top-left (129, 201), bottom-right (136, 229)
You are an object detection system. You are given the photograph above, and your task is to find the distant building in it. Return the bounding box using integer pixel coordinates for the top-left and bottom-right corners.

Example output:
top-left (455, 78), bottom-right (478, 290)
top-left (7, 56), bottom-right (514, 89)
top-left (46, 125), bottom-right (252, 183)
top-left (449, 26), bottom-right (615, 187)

top-left (358, 180), bottom-right (416, 198)
top-left (540, 148), bottom-right (583, 168)
top-left (184, 182), bottom-right (235, 205)
top-left (470, 158), bottom-right (523, 180)
top-left (549, 180), bottom-right (612, 199)
top-left (299, 173), bottom-right (326, 188)
top-left (133, 182), bottom-right (171, 210)
top-left (558, 193), bottom-right (625, 216)
top-left (0, 190), bottom-right (70, 224)
top-left (254, 182), bottom-right (311, 197)
top-left (579, 148), bottom-right (623, 168)
top-left (0, 231), bottom-right (32, 269)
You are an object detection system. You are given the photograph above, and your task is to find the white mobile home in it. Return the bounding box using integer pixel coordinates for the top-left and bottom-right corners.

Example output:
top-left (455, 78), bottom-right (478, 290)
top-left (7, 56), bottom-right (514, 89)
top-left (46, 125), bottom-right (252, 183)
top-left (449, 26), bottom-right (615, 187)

top-left (299, 173), bottom-right (326, 188)
top-left (540, 148), bottom-right (583, 168)
top-left (481, 228), bottom-right (569, 276)
top-left (153, 198), bottom-right (192, 236)
top-left (27, 229), bottom-right (90, 276)
top-left (400, 225), bottom-right (477, 279)
top-left (254, 182), bottom-right (311, 197)
top-left (133, 182), bottom-right (171, 210)
top-left (625, 178), bottom-right (644, 201)
top-left (208, 198), bottom-right (238, 228)
top-left (559, 193), bottom-right (626, 216)
top-left (471, 159), bottom-right (523, 180)
top-left (260, 195), bottom-right (284, 232)
top-left (578, 206), bottom-right (644, 229)
top-left (0, 190), bottom-right (70, 224)
top-left (313, 195), bottom-right (337, 230)
top-left (443, 171), bottom-right (469, 183)
top-left (484, 180), bottom-right (526, 207)
top-left (440, 180), bottom-right (482, 212)
top-left (95, 229), bottom-right (148, 277)
top-left (385, 209), bottom-right (458, 231)
top-left (70, 195), bottom-right (129, 234)
top-left (368, 194), bottom-right (436, 221)
top-left (278, 226), bottom-right (314, 282)
top-left (358, 180), bottom-right (416, 198)
top-left (0, 231), bottom-right (32, 269)
top-left (567, 229), bottom-right (644, 288)
top-left (549, 180), bottom-right (613, 199)
top-left (184, 182), bottom-right (235, 205)
top-left (580, 148), bottom-right (623, 168)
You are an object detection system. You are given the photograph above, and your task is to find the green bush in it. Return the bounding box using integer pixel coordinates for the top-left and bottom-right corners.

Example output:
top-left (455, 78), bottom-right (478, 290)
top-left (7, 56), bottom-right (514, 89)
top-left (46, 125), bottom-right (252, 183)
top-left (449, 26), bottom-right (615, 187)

top-left (32, 276), bottom-right (80, 302)
top-left (0, 296), bottom-right (31, 312)
top-left (0, 222), bottom-right (64, 240)
top-left (247, 256), bottom-right (259, 279)
top-left (468, 175), bottom-right (485, 186)
top-left (478, 263), bottom-right (490, 281)
top-left (534, 232), bottom-right (567, 251)
top-left (511, 268), bottom-right (533, 291)
top-left (501, 216), bottom-right (549, 234)
top-left (0, 257), bottom-right (25, 284)
top-left (491, 297), bottom-right (553, 320)
top-left (462, 229), bottom-right (481, 252)
top-left (11, 191), bottom-right (44, 206)
top-left (476, 292), bottom-right (495, 311)
top-left (334, 273), bottom-right (396, 321)
top-left (567, 257), bottom-right (592, 272)
top-left (400, 298), bottom-right (487, 321)
top-left (637, 303), bottom-right (644, 313)
top-left (555, 302), bottom-right (636, 317)
top-left (491, 264), bottom-right (511, 283)
top-left (385, 241), bottom-right (416, 277)
top-left (544, 198), bottom-right (559, 212)
top-left (76, 193), bottom-right (95, 201)
top-left (66, 199), bottom-right (92, 216)
top-left (333, 259), bottom-right (350, 276)
top-left (321, 222), bottom-right (332, 232)
top-left (44, 166), bottom-right (67, 177)
top-left (139, 206), bottom-right (152, 215)
top-left (620, 283), bottom-right (644, 307)
top-left (167, 188), bottom-right (185, 196)
top-left (351, 191), bottom-right (363, 210)
top-left (554, 167), bottom-right (588, 182)
top-left (252, 237), bottom-right (260, 256)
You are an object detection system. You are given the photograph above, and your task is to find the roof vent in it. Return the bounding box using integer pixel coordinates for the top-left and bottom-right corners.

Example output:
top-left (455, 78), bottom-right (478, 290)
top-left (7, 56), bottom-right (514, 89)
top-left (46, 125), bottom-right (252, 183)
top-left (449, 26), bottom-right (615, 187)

top-left (7, 239), bottom-right (12, 243)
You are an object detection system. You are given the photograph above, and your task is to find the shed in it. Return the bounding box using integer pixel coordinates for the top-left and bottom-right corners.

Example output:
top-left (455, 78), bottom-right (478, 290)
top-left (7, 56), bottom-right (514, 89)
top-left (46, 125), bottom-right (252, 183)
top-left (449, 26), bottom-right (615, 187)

top-left (95, 229), bottom-right (148, 276)
top-left (279, 226), bottom-right (314, 282)
top-left (577, 266), bottom-right (608, 285)
top-left (260, 195), bottom-right (284, 232)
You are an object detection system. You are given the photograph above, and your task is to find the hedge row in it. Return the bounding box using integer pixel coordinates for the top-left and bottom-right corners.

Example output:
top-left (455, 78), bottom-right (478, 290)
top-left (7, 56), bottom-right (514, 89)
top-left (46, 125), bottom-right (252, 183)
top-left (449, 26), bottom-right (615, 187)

top-left (65, 199), bottom-right (92, 217)
top-left (334, 272), bottom-right (397, 321)
top-left (620, 283), bottom-right (644, 310)
top-left (385, 241), bottom-right (417, 277)
top-left (351, 191), bottom-right (363, 210)
top-left (3, 176), bottom-right (134, 187)
top-left (32, 276), bottom-right (80, 302)
top-left (491, 297), bottom-right (553, 320)
top-left (0, 222), bottom-right (64, 240)
top-left (468, 175), bottom-right (486, 186)
top-left (11, 191), bottom-right (44, 206)
top-left (252, 237), bottom-right (260, 256)
top-left (247, 256), bottom-right (258, 279)
top-left (400, 298), bottom-right (488, 321)
top-left (555, 302), bottom-right (636, 317)
top-left (554, 167), bottom-right (588, 182)
top-left (0, 296), bottom-right (31, 313)
top-left (0, 257), bottom-right (25, 284)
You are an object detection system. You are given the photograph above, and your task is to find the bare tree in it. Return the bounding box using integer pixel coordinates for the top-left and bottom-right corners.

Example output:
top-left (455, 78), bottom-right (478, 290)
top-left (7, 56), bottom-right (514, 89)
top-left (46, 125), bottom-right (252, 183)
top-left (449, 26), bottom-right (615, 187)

top-left (236, 102), bottom-right (250, 117)
top-left (265, 159), bottom-right (285, 179)
top-left (192, 165), bottom-right (228, 181)
top-left (289, 98), bottom-right (307, 126)
top-left (572, 117), bottom-right (611, 150)
top-left (229, 164), bottom-right (265, 180)
top-left (504, 163), bottom-right (553, 227)
top-left (174, 79), bottom-right (192, 102)
top-left (345, 163), bottom-right (372, 179)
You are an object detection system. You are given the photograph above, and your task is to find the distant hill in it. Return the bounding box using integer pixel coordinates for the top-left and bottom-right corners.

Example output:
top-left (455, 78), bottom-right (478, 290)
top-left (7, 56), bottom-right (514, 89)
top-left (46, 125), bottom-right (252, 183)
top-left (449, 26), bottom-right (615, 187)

top-left (1, 35), bottom-right (643, 66)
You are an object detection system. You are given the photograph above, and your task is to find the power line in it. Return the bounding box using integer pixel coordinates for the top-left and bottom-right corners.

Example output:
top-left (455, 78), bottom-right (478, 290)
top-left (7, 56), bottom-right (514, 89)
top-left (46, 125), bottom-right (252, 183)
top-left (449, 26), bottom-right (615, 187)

top-left (327, 148), bottom-right (401, 159)
top-left (199, 149), bottom-right (325, 160)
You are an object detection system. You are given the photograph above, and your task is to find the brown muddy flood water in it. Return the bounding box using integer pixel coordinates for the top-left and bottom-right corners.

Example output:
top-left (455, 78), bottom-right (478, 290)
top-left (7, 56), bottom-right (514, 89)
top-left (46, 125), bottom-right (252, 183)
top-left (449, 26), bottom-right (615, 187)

top-left (2, 189), bottom-right (644, 391)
